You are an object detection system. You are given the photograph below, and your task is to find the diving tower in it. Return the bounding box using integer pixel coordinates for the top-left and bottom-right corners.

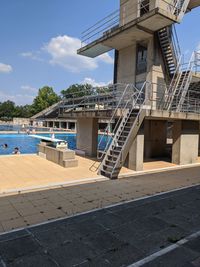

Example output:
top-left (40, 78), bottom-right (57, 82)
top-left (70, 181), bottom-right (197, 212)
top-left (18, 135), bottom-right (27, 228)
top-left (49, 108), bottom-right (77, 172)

top-left (59, 0), bottom-right (200, 179)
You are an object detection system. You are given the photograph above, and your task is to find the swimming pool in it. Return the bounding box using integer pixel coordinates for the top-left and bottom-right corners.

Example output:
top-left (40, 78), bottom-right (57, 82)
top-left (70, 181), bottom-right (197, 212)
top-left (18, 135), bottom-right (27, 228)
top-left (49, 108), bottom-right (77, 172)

top-left (0, 133), bottom-right (111, 155)
top-left (0, 134), bottom-right (76, 155)
top-left (0, 124), bottom-right (65, 132)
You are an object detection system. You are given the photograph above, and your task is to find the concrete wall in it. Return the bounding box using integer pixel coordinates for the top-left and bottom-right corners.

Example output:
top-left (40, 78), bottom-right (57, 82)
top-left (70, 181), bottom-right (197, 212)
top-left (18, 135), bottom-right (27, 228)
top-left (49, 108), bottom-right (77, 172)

top-left (38, 144), bottom-right (78, 168)
top-left (117, 44), bottom-right (136, 84)
top-left (119, 0), bottom-right (172, 26)
top-left (128, 129), bottom-right (144, 171)
top-left (144, 120), bottom-right (167, 158)
top-left (172, 120), bottom-right (199, 165)
top-left (120, 0), bottom-right (138, 26)
top-left (116, 34), bottom-right (167, 105)
top-left (76, 118), bottom-right (98, 157)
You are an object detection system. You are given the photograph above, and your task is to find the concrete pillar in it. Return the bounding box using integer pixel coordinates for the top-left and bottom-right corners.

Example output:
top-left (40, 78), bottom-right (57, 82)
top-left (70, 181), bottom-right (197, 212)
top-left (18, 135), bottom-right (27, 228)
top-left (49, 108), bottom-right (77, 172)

top-left (108, 123), bottom-right (112, 133)
top-left (53, 121), bottom-right (55, 128)
top-left (59, 121), bottom-right (62, 129)
top-left (76, 118), bottom-right (98, 157)
top-left (199, 122), bottom-right (200, 156)
top-left (144, 120), bottom-right (167, 158)
top-left (66, 122), bottom-right (69, 130)
top-left (128, 129), bottom-right (144, 171)
top-left (172, 120), bottom-right (199, 165)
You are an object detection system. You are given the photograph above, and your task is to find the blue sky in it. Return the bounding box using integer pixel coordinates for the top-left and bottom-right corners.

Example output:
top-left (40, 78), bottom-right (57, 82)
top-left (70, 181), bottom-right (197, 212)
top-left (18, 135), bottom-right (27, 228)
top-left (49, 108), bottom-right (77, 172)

top-left (0, 0), bottom-right (199, 105)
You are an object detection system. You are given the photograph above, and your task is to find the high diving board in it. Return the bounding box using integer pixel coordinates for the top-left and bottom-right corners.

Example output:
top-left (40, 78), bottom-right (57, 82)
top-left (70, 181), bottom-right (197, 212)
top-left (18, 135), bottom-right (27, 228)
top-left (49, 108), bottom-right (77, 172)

top-left (30, 135), bottom-right (65, 143)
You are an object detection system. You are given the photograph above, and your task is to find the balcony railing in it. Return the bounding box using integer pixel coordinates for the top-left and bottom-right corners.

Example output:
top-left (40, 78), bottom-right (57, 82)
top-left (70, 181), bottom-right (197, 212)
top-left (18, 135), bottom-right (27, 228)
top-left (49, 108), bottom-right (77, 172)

top-left (81, 0), bottom-right (182, 47)
top-left (58, 79), bottom-right (200, 116)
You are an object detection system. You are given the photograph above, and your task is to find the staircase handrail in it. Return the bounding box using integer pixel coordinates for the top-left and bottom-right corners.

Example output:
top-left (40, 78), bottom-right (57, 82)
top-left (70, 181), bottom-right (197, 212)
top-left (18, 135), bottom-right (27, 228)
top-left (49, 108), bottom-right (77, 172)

top-left (109, 84), bottom-right (143, 151)
top-left (110, 83), bottom-right (147, 177)
top-left (97, 83), bottom-right (132, 160)
top-left (162, 54), bottom-right (182, 110)
top-left (176, 51), bottom-right (196, 111)
top-left (97, 82), bottom-right (146, 175)
top-left (171, 24), bottom-right (181, 61)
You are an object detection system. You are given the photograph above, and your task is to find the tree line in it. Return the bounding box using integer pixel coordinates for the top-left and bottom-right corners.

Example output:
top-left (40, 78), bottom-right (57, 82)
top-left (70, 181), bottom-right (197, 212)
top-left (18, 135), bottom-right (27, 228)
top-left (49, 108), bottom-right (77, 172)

top-left (0, 83), bottom-right (95, 120)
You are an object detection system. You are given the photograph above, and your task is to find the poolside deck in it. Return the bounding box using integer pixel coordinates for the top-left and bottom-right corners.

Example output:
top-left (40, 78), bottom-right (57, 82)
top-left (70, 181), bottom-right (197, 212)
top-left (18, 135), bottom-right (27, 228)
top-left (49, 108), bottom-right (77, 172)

top-left (0, 154), bottom-right (199, 195)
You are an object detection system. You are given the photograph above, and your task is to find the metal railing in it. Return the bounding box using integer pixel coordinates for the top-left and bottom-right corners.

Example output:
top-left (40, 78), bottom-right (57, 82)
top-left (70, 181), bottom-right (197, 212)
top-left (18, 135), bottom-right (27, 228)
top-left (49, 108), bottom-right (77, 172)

top-left (59, 75), bottom-right (200, 118)
top-left (81, 0), bottom-right (186, 46)
top-left (59, 84), bottom-right (135, 113)
top-left (165, 51), bottom-right (200, 111)
top-left (97, 83), bottom-right (144, 160)
top-left (171, 24), bottom-right (181, 63)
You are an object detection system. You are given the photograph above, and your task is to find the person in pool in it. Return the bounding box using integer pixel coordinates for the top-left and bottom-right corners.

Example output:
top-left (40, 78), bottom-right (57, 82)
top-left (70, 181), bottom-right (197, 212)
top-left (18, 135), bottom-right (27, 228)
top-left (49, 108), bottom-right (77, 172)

top-left (12, 147), bottom-right (20, 155)
top-left (2, 143), bottom-right (8, 149)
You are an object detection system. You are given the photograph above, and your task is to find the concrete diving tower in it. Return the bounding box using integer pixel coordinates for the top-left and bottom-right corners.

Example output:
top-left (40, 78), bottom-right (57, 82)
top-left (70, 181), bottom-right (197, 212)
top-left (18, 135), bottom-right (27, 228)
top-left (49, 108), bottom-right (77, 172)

top-left (69, 0), bottom-right (200, 179)
top-left (78, 0), bottom-right (200, 58)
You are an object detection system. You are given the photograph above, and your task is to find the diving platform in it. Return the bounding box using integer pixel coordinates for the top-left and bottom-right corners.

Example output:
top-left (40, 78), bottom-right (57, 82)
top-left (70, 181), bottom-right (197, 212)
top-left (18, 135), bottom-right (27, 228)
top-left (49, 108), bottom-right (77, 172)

top-left (30, 135), bottom-right (65, 143)
top-left (30, 135), bottom-right (78, 168)
top-left (78, 0), bottom-right (200, 58)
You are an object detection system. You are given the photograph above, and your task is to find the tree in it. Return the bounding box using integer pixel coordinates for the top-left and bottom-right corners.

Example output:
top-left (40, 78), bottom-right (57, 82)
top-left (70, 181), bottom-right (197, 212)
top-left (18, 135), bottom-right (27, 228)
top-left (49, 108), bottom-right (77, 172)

top-left (13, 105), bottom-right (32, 118)
top-left (0, 100), bottom-right (16, 120)
top-left (31, 86), bottom-right (60, 114)
top-left (61, 84), bottom-right (93, 98)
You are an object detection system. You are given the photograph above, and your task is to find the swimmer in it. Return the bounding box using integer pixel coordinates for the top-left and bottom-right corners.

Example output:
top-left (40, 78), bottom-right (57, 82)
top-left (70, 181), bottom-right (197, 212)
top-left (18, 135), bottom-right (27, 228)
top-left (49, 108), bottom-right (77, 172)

top-left (12, 147), bottom-right (20, 155)
top-left (2, 143), bottom-right (8, 149)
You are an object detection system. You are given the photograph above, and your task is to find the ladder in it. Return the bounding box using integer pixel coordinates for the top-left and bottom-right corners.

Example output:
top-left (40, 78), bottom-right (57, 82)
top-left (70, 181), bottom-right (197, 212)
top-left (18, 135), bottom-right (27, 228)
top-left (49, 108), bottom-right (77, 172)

top-left (98, 83), bottom-right (147, 179)
top-left (158, 25), bottom-right (181, 77)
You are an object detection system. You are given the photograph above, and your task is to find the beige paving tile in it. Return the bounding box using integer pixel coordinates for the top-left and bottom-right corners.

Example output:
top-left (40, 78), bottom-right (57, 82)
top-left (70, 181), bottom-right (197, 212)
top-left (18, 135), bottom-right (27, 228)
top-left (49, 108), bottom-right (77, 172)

top-left (1, 218), bottom-right (27, 232)
top-left (0, 155), bottom-right (103, 194)
top-left (0, 211), bottom-right (20, 221)
top-left (0, 223), bottom-right (4, 233)
top-left (16, 207), bottom-right (39, 217)
top-left (43, 209), bottom-right (66, 220)
top-left (0, 155), bottom-right (200, 234)
top-left (23, 213), bottom-right (47, 225)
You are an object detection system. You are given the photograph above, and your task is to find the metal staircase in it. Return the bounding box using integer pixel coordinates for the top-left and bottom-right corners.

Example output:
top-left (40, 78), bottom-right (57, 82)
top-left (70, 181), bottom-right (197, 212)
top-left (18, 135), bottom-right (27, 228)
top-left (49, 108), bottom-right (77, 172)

top-left (158, 25), bottom-right (181, 77)
top-left (157, 0), bottom-right (190, 77)
top-left (165, 52), bottom-right (200, 112)
top-left (174, 0), bottom-right (190, 22)
top-left (98, 83), bottom-right (147, 179)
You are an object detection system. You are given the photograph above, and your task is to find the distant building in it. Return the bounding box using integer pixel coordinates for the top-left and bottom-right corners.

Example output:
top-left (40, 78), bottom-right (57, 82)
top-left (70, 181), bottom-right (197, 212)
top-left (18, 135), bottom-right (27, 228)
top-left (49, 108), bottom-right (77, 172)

top-left (13, 117), bottom-right (30, 126)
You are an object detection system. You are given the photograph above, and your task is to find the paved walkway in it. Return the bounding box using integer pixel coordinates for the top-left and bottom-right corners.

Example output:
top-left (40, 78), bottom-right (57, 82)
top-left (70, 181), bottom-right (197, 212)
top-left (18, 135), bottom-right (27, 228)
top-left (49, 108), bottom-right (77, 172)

top-left (0, 155), bottom-right (104, 194)
top-left (0, 154), bottom-right (190, 194)
top-left (0, 165), bottom-right (200, 233)
top-left (0, 185), bottom-right (200, 266)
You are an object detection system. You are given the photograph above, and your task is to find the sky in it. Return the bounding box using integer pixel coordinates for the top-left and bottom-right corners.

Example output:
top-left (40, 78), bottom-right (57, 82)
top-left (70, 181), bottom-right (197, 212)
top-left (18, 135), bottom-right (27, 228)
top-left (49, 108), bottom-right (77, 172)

top-left (0, 0), bottom-right (199, 105)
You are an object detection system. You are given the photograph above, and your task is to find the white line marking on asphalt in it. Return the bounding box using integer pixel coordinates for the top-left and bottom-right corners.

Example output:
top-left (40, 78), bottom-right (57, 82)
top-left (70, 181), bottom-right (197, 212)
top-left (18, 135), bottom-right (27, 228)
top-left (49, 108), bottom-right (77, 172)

top-left (128, 230), bottom-right (200, 267)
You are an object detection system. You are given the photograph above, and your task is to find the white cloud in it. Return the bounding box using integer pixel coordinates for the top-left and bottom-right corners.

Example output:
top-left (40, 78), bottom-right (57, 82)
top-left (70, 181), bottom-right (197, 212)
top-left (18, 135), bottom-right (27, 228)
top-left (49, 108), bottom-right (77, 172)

top-left (81, 77), bottom-right (112, 87)
top-left (0, 90), bottom-right (34, 105)
top-left (21, 85), bottom-right (38, 93)
top-left (43, 35), bottom-right (113, 72)
top-left (0, 63), bottom-right (13, 73)
top-left (20, 51), bottom-right (43, 62)
top-left (97, 53), bottom-right (114, 64)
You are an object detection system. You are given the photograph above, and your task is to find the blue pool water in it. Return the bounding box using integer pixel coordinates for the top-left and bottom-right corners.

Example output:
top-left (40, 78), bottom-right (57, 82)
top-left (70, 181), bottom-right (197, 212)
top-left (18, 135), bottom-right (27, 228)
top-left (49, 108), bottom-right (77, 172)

top-left (0, 134), bottom-right (76, 155)
top-left (0, 125), bottom-right (21, 131)
top-left (0, 133), bottom-right (111, 155)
